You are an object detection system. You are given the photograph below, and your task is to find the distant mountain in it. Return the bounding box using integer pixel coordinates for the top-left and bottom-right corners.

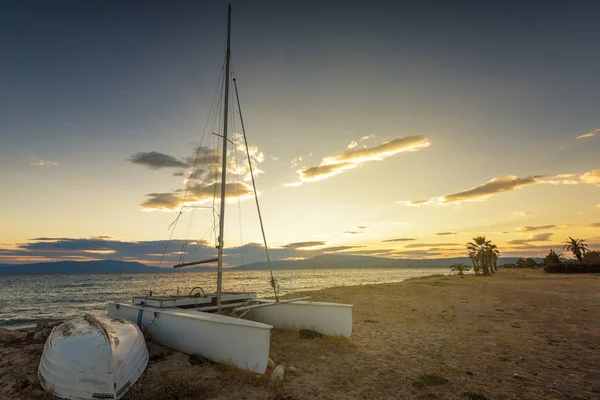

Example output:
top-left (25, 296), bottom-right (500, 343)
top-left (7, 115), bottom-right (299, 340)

top-left (0, 255), bottom-right (542, 274)
top-left (235, 254), bottom-right (538, 270)
top-left (0, 260), bottom-right (163, 274)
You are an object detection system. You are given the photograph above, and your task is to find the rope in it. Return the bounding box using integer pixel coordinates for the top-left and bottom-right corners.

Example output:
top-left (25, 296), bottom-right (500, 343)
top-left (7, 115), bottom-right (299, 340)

top-left (232, 91), bottom-right (245, 291)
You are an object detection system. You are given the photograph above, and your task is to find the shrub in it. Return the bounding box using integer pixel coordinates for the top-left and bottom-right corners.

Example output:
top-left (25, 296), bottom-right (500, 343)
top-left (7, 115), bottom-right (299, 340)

top-left (544, 261), bottom-right (600, 273)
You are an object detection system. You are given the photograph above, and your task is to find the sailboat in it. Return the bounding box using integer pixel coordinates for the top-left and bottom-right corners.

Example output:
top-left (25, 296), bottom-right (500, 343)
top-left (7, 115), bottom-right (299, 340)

top-left (108, 5), bottom-right (352, 374)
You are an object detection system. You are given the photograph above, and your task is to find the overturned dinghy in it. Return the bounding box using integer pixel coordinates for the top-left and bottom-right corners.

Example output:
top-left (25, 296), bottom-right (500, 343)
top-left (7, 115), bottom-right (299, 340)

top-left (38, 313), bottom-right (148, 400)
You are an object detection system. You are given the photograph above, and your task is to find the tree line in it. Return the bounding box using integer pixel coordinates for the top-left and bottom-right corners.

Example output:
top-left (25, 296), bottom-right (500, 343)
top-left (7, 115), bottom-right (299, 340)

top-left (450, 236), bottom-right (600, 275)
top-left (449, 236), bottom-right (499, 276)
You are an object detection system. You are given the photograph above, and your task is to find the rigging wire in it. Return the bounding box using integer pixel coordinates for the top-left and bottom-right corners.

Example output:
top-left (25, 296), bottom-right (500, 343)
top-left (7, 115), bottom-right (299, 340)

top-left (232, 72), bottom-right (279, 301)
top-left (230, 79), bottom-right (246, 291)
top-left (145, 63), bottom-right (226, 297)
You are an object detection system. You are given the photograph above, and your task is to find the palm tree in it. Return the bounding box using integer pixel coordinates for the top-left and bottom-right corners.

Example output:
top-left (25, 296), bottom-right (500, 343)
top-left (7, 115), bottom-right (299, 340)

top-left (449, 263), bottom-right (470, 276)
top-left (563, 237), bottom-right (588, 262)
top-left (488, 243), bottom-right (500, 272)
top-left (467, 236), bottom-right (491, 276)
top-left (468, 250), bottom-right (480, 276)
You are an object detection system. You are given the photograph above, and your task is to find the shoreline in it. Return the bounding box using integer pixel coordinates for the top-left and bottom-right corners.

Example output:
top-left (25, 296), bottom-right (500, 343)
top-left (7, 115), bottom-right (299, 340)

top-left (2, 270), bottom-right (599, 399)
top-left (0, 267), bottom-right (451, 331)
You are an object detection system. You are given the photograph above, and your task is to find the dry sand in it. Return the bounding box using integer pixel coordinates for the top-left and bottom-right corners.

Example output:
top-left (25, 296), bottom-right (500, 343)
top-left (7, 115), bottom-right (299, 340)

top-left (1, 269), bottom-right (599, 399)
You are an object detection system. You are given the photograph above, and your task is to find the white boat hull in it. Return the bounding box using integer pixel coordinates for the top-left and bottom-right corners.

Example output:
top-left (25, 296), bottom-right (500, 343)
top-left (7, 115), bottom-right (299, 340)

top-left (38, 314), bottom-right (148, 400)
top-left (108, 302), bottom-right (272, 374)
top-left (243, 299), bottom-right (353, 337)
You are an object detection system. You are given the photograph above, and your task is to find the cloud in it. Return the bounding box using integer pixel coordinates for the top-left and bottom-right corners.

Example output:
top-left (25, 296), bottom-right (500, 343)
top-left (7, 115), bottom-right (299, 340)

top-left (590, 223), bottom-right (600, 228)
top-left (286, 136), bottom-right (431, 186)
top-left (401, 173), bottom-right (586, 206)
top-left (140, 182), bottom-right (255, 211)
top-left (31, 158), bottom-right (59, 167)
top-left (507, 232), bottom-right (554, 245)
top-left (381, 238), bottom-right (416, 242)
top-left (291, 157), bottom-right (303, 167)
top-left (342, 248), bottom-right (396, 256)
top-left (129, 151), bottom-right (189, 169)
top-left (392, 250), bottom-right (445, 258)
top-left (281, 241), bottom-right (327, 250)
top-left (343, 231), bottom-right (363, 235)
top-left (513, 211), bottom-right (530, 216)
top-left (402, 243), bottom-right (460, 249)
top-left (434, 232), bottom-right (456, 236)
top-left (140, 193), bottom-right (183, 211)
top-left (516, 225), bottom-right (556, 232)
top-left (530, 233), bottom-right (554, 241)
top-left (576, 128), bottom-right (599, 139)
top-left (135, 139), bottom-right (266, 211)
top-left (0, 237), bottom-right (355, 266)
top-left (580, 170), bottom-right (600, 185)
top-left (321, 245), bottom-right (365, 252)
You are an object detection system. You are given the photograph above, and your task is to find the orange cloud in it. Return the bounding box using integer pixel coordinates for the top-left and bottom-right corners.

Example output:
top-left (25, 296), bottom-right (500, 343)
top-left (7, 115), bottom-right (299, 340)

top-left (402, 171), bottom-right (596, 206)
top-left (507, 232), bottom-right (554, 245)
top-left (580, 170), bottom-right (600, 185)
top-left (140, 182), bottom-right (255, 211)
top-left (286, 136), bottom-right (431, 186)
top-left (516, 225), bottom-right (557, 232)
top-left (575, 128), bottom-right (599, 139)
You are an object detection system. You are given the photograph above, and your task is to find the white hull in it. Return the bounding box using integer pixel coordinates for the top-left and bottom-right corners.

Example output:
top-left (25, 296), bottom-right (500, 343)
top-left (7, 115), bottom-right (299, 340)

top-left (108, 302), bottom-right (272, 374)
top-left (38, 314), bottom-right (148, 400)
top-left (244, 299), bottom-right (353, 337)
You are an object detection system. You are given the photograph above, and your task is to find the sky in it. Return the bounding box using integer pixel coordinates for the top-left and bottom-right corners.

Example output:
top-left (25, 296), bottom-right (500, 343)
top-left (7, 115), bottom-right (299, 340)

top-left (1, 0), bottom-right (599, 266)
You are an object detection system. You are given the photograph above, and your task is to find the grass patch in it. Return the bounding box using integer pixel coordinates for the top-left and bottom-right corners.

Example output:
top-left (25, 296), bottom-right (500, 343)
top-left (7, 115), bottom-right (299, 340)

top-left (405, 274), bottom-right (447, 282)
top-left (298, 329), bottom-right (323, 339)
top-left (411, 374), bottom-right (449, 389)
top-left (463, 392), bottom-right (488, 400)
top-left (12, 372), bottom-right (29, 391)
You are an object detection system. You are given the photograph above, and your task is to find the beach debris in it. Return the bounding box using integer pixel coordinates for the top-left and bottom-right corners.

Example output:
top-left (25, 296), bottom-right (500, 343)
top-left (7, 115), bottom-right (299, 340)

top-left (0, 329), bottom-right (27, 344)
top-left (271, 365), bottom-right (284, 381)
top-left (267, 357), bottom-right (275, 369)
top-left (189, 353), bottom-right (209, 365)
top-left (288, 365), bottom-right (298, 373)
top-left (299, 329), bottom-right (323, 339)
top-left (318, 355), bottom-right (326, 361)
top-left (33, 327), bottom-right (53, 342)
top-left (36, 319), bottom-right (49, 331)
top-left (33, 330), bottom-right (45, 342)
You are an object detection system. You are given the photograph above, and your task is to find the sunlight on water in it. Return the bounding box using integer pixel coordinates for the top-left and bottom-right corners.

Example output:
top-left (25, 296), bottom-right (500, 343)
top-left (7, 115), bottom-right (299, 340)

top-left (0, 268), bottom-right (447, 329)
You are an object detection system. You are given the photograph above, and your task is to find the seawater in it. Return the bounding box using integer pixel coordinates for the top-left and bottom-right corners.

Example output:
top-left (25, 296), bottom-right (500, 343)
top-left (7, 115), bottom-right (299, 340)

top-left (0, 268), bottom-right (447, 329)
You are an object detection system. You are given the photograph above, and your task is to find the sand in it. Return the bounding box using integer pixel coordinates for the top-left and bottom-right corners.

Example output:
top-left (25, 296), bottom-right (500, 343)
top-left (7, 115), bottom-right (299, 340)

top-left (1, 269), bottom-right (599, 399)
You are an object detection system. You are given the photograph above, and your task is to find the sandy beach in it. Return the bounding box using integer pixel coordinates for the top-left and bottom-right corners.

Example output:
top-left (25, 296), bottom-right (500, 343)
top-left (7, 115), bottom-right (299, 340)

top-left (1, 269), bottom-right (599, 400)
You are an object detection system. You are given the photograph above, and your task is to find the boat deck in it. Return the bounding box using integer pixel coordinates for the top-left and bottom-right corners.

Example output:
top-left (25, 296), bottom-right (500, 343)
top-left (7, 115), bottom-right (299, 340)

top-left (132, 292), bottom-right (256, 308)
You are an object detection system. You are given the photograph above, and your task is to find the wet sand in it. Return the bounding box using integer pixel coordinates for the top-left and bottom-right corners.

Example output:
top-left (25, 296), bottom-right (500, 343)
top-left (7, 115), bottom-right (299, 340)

top-left (1, 269), bottom-right (599, 399)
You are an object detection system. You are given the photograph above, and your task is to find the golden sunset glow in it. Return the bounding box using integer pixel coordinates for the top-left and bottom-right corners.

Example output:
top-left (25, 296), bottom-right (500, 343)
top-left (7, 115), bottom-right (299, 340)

top-left (1, 2), bottom-right (599, 267)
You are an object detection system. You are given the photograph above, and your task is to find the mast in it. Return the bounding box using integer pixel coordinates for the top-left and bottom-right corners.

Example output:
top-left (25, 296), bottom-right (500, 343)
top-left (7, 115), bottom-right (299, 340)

top-left (216, 4), bottom-right (232, 311)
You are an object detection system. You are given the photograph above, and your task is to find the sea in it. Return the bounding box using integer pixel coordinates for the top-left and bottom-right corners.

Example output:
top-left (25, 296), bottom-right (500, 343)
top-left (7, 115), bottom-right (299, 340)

top-left (0, 268), bottom-right (447, 329)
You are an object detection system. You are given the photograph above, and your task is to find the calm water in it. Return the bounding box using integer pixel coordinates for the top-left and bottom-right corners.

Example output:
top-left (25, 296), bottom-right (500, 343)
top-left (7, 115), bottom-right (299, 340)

top-left (0, 268), bottom-right (446, 329)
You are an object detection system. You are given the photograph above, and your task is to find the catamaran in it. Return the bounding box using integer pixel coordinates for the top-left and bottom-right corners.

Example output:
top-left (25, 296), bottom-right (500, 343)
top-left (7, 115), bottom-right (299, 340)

top-left (108, 5), bottom-right (352, 374)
